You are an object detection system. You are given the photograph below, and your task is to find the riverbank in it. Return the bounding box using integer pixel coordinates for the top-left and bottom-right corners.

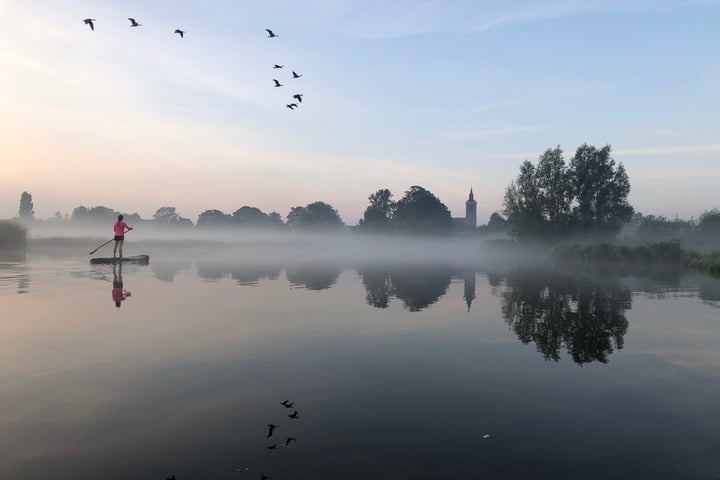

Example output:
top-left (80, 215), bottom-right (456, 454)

top-left (553, 241), bottom-right (720, 276)
top-left (0, 221), bottom-right (27, 258)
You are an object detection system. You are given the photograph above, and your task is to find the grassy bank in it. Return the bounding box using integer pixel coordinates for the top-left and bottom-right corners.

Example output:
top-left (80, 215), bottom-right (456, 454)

top-left (687, 253), bottom-right (720, 275)
top-left (553, 241), bottom-right (686, 264)
top-left (553, 241), bottom-right (720, 276)
top-left (0, 220), bottom-right (27, 252)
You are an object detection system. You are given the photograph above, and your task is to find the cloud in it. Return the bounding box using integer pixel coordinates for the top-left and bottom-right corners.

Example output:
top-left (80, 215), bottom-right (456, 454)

top-left (656, 129), bottom-right (681, 137)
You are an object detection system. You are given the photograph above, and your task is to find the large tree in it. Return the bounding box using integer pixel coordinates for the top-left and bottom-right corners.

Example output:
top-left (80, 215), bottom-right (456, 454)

top-left (392, 185), bottom-right (452, 234)
top-left (286, 202), bottom-right (344, 230)
top-left (536, 146), bottom-right (572, 229)
top-left (18, 192), bottom-right (34, 220)
top-left (504, 144), bottom-right (634, 240)
top-left (197, 209), bottom-right (231, 228)
top-left (569, 143), bottom-right (633, 233)
top-left (153, 206), bottom-right (181, 224)
top-left (503, 161), bottom-right (544, 239)
top-left (232, 206), bottom-right (272, 228)
top-left (359, 188), bottom-right (396, 231)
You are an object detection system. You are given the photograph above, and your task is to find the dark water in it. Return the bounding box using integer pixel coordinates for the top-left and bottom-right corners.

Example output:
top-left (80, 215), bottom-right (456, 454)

top-left (1, 254), bottom-right (719, 480)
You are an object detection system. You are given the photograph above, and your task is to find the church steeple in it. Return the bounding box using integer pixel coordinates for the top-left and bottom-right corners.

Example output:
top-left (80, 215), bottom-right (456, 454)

top-left (465, 187), bottom-right (477, 228)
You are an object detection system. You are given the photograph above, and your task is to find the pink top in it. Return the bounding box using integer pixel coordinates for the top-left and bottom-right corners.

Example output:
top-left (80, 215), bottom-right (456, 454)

top-left (114, 221), bottom-right (131, 236)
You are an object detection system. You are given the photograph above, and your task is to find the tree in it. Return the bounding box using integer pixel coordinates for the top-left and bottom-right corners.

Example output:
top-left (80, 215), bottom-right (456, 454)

top-left (286, 206), bottom-right (308, 228)
top-left (503, 144), bottom-right (634, 240)
top-left (268, 212), bottom-right (284, 227)
top-left (197, 209), bottom-right (231, 228)
top-left (232, 206), bottom-right (271, 228)
top-left (568, 144), bottom-right (633, 233)
top-left (500, 268), bottom-right (630, 364)
top-left (153, 207), bottom-right (181, 224)
top-left (479, 212), bottom-right (511, 235)
top-left (359, 188), bottom-right (396, 231)
top-left (503, 161), bottom-right (544, 239)
top-left (71, 206), bottom-right (89, 221)
top-left (18, 192), bottom-right (34, 220)
top-left (696, 208), bottom-right (720, 243)
top-left (286, 202), bottom-right (344, 230)
top-left (536, 147), bottom-right (571, 230)
top-left (392, 186), bottom-right (452, 234)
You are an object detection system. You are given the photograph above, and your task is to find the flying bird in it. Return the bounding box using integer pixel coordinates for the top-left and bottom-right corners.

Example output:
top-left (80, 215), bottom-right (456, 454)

top-left (284, 437), bottom-right (296, 447)
top-left (286, 103), bottom-right (298, 110)
top-left (292, 94), bottom-right (303, 103)
top-left (292, 71), bottom-right (302, 79)
top-left (273, 64), bottom-right (284, 69)
top-left (83, 18), bottom-right (96, 31)
top-left (128, 18), bottom-right (141, 27)
top-left (288, 410), bottom-right (299, 419)
top-left (273, 79), bottom-right (283, 88)
top-left (266, 28), bottom-right (278, 38)
top-left (174, 29), bottom-right (185, 38)
top-left (266, 444), bottom-right (278, 450)
top-left (280, 400), bottom-right (294, 407)
top-left (266, 424), bottom-right (278, 437)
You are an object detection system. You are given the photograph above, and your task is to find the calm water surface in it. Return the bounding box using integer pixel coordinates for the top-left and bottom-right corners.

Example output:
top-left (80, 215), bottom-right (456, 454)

top-left (1, 253), bottom-right (719, 479)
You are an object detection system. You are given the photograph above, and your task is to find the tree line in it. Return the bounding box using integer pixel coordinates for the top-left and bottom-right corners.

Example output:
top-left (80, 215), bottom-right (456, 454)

top-left (13, 185), bottom-right (493, 234)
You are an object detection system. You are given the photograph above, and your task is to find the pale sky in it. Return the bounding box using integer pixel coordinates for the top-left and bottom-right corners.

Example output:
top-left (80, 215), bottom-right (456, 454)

top-left (1, 0), bottom-right (719, 224)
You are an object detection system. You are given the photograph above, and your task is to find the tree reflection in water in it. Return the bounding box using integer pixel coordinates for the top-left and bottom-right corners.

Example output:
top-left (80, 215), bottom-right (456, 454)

top-left (286, 265), bottom-right (341, 291)
top-left (499, 269), bottom-right (631, 364)
top-left (358, 266), bottom-right (454, 312)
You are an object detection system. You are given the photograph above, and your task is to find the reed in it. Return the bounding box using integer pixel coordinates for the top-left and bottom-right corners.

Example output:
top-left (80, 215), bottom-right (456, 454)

top-left (0, 220), bottom-right (27, 252)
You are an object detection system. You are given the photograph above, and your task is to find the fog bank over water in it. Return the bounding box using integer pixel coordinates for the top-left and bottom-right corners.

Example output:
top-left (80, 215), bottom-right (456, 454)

top-left (26, 223), bottom-right (527, 265)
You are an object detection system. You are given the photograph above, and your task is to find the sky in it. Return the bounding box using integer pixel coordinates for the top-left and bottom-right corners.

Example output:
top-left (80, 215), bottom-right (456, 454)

top-left (1, 0), bottom-right (719, 225)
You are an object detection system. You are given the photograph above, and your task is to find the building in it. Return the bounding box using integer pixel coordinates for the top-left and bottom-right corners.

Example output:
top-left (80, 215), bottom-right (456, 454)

top-left (452, 188), bottom-right (477, 231)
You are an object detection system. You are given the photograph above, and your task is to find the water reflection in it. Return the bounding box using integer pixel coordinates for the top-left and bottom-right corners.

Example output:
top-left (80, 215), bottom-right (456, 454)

top-left (195, 260), bottom-right (282, 285)
top-left (286, 265), bottom-right (341, 291)
top-left (151, 259), bottom-right (191, 283)
top-left (358, 265), bottom-right (456, 311)
top-left (112, 264), bottom-right (132, 308)
top-left (498, 268), bottom-right (631, 364)
top-left (0, 260), bottom-right (30, 294)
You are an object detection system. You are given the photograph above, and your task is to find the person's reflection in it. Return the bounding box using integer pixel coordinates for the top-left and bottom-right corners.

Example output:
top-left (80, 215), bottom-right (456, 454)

top-left (112, 263), bottom-right (132, 308)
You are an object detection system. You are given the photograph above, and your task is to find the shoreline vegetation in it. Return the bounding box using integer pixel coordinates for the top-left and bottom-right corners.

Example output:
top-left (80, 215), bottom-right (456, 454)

top-left (0, 220), bottom-right (27, 256)
top-left (553, 241), bottom-right (720, 276)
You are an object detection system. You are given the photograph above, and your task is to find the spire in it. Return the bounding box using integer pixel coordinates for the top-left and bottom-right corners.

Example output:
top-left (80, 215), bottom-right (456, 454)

top-left (468, 187), bottom-right (475, 202)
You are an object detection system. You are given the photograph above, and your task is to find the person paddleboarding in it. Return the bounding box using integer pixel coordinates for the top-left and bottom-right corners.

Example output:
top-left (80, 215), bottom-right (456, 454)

top-left (113, 214), bottom-right (133, 258)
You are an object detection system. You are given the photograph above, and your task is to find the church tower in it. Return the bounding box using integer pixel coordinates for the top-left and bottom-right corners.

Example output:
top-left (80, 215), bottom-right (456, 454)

top-left (465, 188), bottom-right (477, 228)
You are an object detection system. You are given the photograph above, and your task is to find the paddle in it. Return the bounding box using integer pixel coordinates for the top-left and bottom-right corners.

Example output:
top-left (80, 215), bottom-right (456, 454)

top-left (89, 229), bottom-right (132, 255)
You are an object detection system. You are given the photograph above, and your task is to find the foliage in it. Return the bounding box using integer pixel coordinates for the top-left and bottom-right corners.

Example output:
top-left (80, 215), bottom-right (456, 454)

top-left (18, 192), bottom-right (35, 220)
top-left (553, 241), bottom-right (685, 264)
top-left (197, 209), bottom-right (232, 228)
top-left (504, 144), bottom-right (633, 240)
top-left (392, 185), bottom-right (452, 234)
top-left (499, 268), bottom-right (630, 364)
top-left (478, 212), bottom-right (511, 235)
top-left (286, 202), bottom-right (344, 230)
top-left (0, 220), bottom-right (27, 251)
top-left (687, 252), bottom-right (720, 275)
top-left (71, 205), bottom-right (118, 223)
top-left (232, 206), bottom-right (283, 228)
top-left (358, 189), bottom-right (396, 231)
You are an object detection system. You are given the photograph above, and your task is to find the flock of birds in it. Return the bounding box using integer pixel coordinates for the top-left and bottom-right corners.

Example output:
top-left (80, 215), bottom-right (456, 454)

top-left (81, 20), bottom-right (304, 111)
top-left (165, 398), bottom-right (301, 480)
top-left (265, 29), bottom-right (305, 111)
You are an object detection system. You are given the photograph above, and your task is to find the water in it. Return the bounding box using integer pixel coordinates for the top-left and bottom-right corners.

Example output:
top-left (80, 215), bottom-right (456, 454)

top-left (1, 253), bottom-right (719, 479)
